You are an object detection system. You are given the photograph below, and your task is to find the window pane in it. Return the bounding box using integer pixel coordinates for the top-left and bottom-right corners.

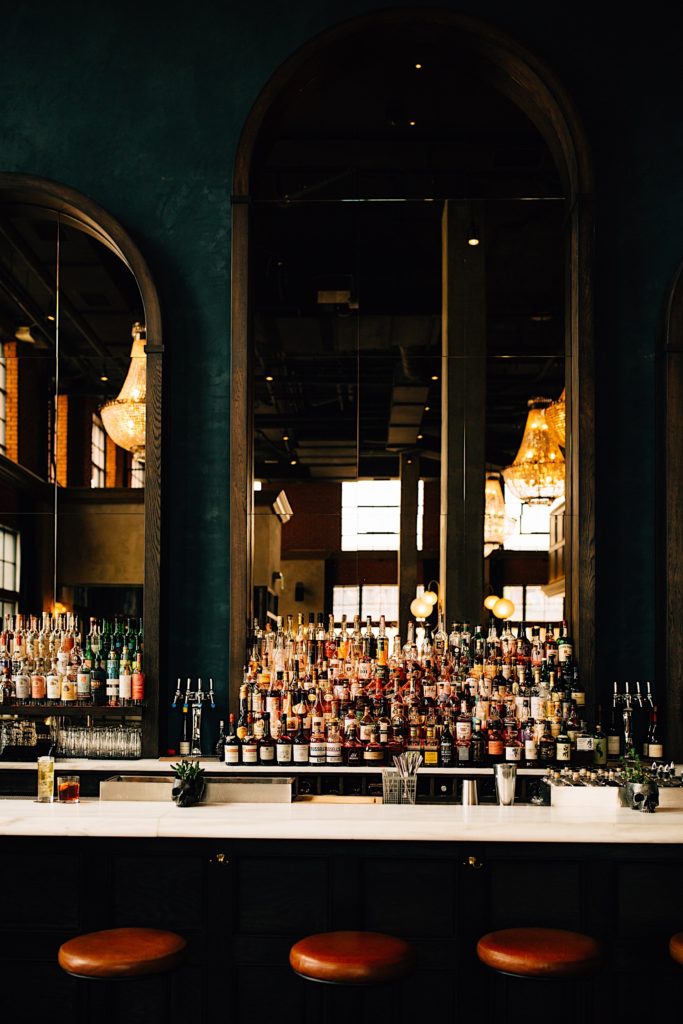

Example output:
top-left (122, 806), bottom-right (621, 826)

top-left (333, 585), bottom-right (360, 621)
top-left (3, 532), bottom-right (14, 562)
top-left (4, 563), bottom-right (14, 591)
top-left (524, 585), bottom-right (565, 622)
top-left (503, 586), bottom-right (524, 619)
top-left (361, 585), bottom-right (399, 623)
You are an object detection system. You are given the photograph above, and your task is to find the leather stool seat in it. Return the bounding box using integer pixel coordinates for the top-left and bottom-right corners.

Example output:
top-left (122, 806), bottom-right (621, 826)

top-left (290, 930), bottom-right (415, 985)
top-left (58, 927), bottom-right (187, 979)
top-left (669, 932), bottom-right (683, 965)
top-left (477, 927), bottom-right (601, 979)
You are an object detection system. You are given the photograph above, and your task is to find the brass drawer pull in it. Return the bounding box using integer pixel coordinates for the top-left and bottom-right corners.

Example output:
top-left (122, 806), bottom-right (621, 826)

top-left (210, 852), bottom-right (229, 865)
top-left (463, 855), bottom-right (484, 870)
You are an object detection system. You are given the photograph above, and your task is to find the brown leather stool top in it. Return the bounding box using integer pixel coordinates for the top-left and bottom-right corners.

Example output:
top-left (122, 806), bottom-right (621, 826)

top-left (290, 930), bottom-right (415, 985)
top-left (669, 933), bottom-right (683, 965)
top-left (58, 927), bottom-right (187, 979)
top-left (477, 927), bottom-right (601, 979)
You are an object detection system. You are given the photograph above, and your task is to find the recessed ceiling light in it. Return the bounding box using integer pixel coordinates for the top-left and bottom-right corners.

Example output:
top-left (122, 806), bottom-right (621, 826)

top-left (100, 375), bottom-right (109, 382)
top-left (417, 434), bottom-right (423, 440)
top-left (425, 406), bottom-right (430, 412)
top-left (290, 459), bottom-right (297, 466)
top-left (468, 237), bottom-right (480, 247)
top-left (282, 434), bottom-right (289, 441)
top-left (265, 375), bottom-right (274, 382)
top-left (431, 375), bottom-right (439, 381)
top-left (414, 63), bottom-right (422, 69)
top-left (409, 120), bottom-right (416, 126)
top-left (46, 313), bottom-right (55, 322)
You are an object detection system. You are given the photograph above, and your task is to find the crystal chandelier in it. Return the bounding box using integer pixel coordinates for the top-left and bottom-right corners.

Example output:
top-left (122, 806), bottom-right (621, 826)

top-left (502, 397), bottom-right (565, 505)
top-left (546, 387), bottom-right (566, 448)
top-left (484, 473), bottom-right (516, 550)
top-left (101, 322), bottom-right (146, 459)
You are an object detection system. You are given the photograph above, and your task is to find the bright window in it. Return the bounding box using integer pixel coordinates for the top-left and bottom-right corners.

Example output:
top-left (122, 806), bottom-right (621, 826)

top-left (332, 584), bottom-right (399, 626)
top-left (503, 584), bottom-right (564, 622)
top-left (0, 527), bottom-right (20, 612)
top-left (341, 479), bottom-right (424, 551)
top-left (503, 486), bottom-right (551, 551)
top-left (130, 457), bottom-right (145, 488)
top-left (91, 415), bottom-right (106, 488)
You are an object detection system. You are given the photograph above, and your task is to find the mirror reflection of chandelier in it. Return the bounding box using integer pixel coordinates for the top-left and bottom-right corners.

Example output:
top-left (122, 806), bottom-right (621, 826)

top-left (101, 322), bottom-right (147, 459)
top-left (546, 387), bottom-right (566, 448)
top-left (502, 396), bottom-right (565, 506)
top-left (484, 472), bottom-right (516, 551)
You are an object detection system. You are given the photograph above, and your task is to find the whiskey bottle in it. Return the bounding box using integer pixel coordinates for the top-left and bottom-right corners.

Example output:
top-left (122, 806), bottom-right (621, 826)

top-left (309, 717), bottom-right (327, 766)
top-left (224, 714), bottom-right (241, 765)
top-left (439, 717), bottom-right (454, 767)
top-left (292, 714), bottom-right (310, 765)
top-left (646, 706), bottom-right (663, 759)
top-left (258, 712), bottom-right (276, 765)
top-left (343, 720), bottom-right (363, 766)
top-left (214, 720), bottom-right (227, 762)
top-left (325, 721), bottom-right (343, 765)
top-left (276, 713), bottom-right (292, 765)
top-left (241, 713), bottom-right (258, 765)
top-left (363, 724), bottom-right (385, 765)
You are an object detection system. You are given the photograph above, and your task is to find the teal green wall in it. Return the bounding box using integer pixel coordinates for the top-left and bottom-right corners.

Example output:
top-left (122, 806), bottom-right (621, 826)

top-left (2, 2), bottom-right (681, 744)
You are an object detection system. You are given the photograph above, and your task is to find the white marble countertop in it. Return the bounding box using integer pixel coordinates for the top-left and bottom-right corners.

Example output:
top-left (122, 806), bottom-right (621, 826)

top-left (0, 798), bottom-right (682, 843)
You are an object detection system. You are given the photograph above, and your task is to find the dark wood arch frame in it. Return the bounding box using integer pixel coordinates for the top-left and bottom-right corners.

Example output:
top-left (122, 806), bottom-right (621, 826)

top-left (230, 9), bottom-right (595, 700)
top-left (0, 173), bottom-right (162, 756)
top-left (663, 263), bottom-right (683, 758)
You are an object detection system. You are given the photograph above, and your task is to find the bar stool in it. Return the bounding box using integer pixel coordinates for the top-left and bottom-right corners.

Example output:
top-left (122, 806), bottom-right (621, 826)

top-left (290, 930), bottom-right (415, 1020)
top-left (58, 926), bottom-right (187, 1023)
top-left (477, 927), bottom-right (601, 1023)
top-left (669, 932), bottom-right (683, 965)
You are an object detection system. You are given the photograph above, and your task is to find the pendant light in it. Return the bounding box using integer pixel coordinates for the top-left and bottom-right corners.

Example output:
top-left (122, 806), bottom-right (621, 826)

top-left (502, 397), bottom-right (565, 506)
top-left (100, 322), bottom-right (146, 459)
top-left (545, 387), bottom-right (566, 448)
top-left (484, 472), bottom-right (515, 549)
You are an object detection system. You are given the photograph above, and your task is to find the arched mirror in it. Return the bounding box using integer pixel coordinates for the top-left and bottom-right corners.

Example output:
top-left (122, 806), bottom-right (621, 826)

top-left (0, 176), bottom-right (162, 757)
top-left (230, 12), bottom-right (594, 706)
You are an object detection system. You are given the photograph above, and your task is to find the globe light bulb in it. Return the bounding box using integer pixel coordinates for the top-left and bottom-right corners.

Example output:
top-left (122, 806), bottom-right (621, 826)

top-left (492, 597), bottom-right (515, 620)
top-left (484, 594), bottom-right (500, 611)
top-left (422, 590), bottom-right (438, 607)
top-left (410, 596), bottom-right (431, 619)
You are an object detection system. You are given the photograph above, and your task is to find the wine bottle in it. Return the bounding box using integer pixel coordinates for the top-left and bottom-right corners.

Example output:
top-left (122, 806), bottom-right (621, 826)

top-left (214, 720), bottom-right (227, 762)
top-left (224, 714), bottom-right (241, 765)
top-left (646, 705), bottom-right (663, 759)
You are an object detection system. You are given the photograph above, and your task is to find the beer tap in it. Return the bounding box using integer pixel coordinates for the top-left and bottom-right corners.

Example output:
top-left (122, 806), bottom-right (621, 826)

top-left (622, 681), bottom-right (633, 752)
top-left (171, 678), bottom-right (183, 709)
top-left (645, 680), bottom-right (654, 708)
top-left (171, 677), bottom-right (217, 757)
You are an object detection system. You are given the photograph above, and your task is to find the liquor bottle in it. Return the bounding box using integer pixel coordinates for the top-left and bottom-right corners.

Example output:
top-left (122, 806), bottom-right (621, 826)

top-left (132, 651), bottom-right (145, 703)
top-left (439, 717), bottom-right (454, 767)
top-left (258, 712), bottom-right (276, 765)
top-left (106, 647), bottom-right (119, 706)
top-left (309, 717), bottom-right (327, 766)
top-left (593, 720), bottom-right (608, 766)
top-left (455, 700), bottom-right (472, 764)
top-left (179, 708), bottom-right (191, 756)
top-left (359, 704), bottom-right (374, 745)
top-left (30, 657), bottom-right (47, 703)
top-left (292, 714), bottom-right (310, 765)
top-left (555, 721), bottom-right (572, 766)
top-left (646, 706), bottom-right (663, 759)
top-left (343, 720), bottom-right (363, 766)
top-left (362, 724), bottom-right (385, 765)
top-left (241, 713), bottom-right (258, 765)
top-left (607, 702), bottom-right (621, 759)
top-left (14, 659), bottom-right (30, 703)
top-left (574, 720), bottom-right (594, 768)
top-left (326, 721), bottom-right (343, 765)
top-left (46, 660), bottom-right (60, 704)
top-left (557, 620), bottom-right (573, 666)
top-left (570, 666), bottom-right (585, 709)
top-left (470, 717), bottom-right (486, 766)
top-left (487, 718), bottom-right (504, 763)
top-left (504, 722), bottom-right (522, 764)
top-left (537, 721), bottom-right (556, 766)
top-left (523, 717), bottom-right (538, 767)
top-left (224, 714), bottom-right (241, 765)
top-left (90, 657), bottom-right (106, 706)
top-left (276, 713), bottom-right (293, 764)
top-left (214, 720), bottom-right (227, 762)
top-left (236, 684), bottom-right (249, 741)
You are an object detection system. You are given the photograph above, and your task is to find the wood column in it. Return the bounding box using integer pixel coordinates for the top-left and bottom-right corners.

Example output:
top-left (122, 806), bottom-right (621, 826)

top-left (439, 203), bottom-right (486, 626)
top-left (399, 453), bottom-right (420, 637)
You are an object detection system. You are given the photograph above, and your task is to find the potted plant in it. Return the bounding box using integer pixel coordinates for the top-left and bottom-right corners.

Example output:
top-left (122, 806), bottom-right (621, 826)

top-left (618, 749), bottom-right (659, 812)
top-left (171, 760), bottom-right (206, 808)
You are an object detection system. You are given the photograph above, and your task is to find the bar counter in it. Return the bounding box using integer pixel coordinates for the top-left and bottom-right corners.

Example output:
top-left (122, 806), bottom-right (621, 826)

top-left (1, 796), bottom-right (683, 843)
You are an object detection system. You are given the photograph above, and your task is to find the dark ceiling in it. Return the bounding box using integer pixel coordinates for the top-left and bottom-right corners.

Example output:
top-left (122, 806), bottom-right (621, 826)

top-left (251, 21), bottom-right (566, 483)
top-left (0, 205), bottom-right (143, 401)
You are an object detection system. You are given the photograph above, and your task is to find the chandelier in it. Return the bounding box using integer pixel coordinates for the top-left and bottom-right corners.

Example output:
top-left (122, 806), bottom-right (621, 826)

top-left (546, 387), bottom-right (566, 448)
top-left (101, 322), bottom-right (146, 459)
top-left (484, 473), bottom-right (516, 550)
top-left (502, 397), bottom-right (565, 505)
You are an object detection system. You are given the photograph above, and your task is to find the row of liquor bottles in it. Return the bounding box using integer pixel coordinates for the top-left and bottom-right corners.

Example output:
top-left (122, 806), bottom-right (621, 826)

top-left (0, 613), bottom-right (145, 706)
top-left (212, 701), bottom-right (663, 768)
top-left (248, 613), bottom-right (576, 683)
top-left (215, 610), bottom-right (662, 767)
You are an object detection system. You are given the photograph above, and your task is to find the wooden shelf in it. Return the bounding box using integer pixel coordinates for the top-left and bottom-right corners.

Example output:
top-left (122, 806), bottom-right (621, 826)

top-left (0, 704), bottom-right (145, 717)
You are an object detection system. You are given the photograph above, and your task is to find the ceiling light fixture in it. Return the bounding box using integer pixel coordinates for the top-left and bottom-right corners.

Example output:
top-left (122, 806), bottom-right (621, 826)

top-left (414, 63), bottom-right (422, 69)
top-left (502, 397), bottom-right (565, 505)
top-left (290, 458), bottom-right (297, 466)
top-left (467, 221), bottom-right (480, 246)
top-left (265, 375), bottom-right (274, 382)
top-left (409, 120), bottom-right (416, 126)
top-left (431, 374), bottom-right (439, 381)
top-left (14, 325), bottom-right (36, 344)
top-left (100, 375), bottom-right (109, 382)
top-left (282, 434), bottom-right (289, 441)
top-left (100, 322), bottom-right (146, 459)
top-left (484, 472), bottom-right (516, 550)
top-left (545, 387), bottom-right (566, 448)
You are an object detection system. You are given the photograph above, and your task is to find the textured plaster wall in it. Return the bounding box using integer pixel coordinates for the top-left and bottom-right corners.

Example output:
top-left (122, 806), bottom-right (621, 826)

top-left (0, 2), bottom-right (681, 733)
